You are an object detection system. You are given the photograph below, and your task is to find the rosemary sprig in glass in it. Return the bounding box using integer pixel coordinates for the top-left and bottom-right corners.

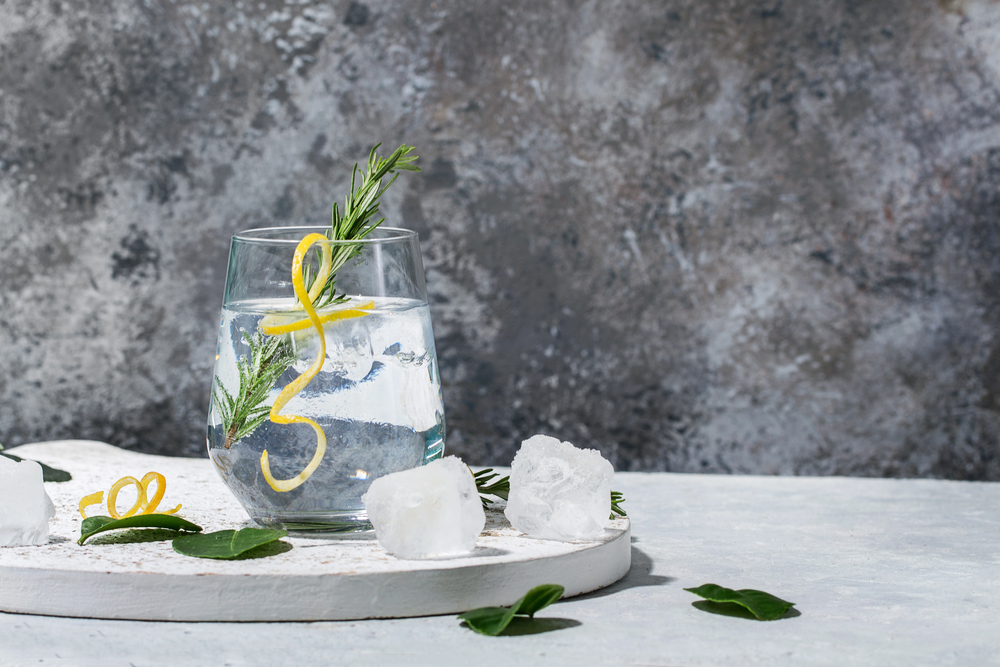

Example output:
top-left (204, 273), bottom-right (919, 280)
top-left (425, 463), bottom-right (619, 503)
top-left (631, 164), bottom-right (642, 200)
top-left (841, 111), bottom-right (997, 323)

top-left (213, 330), bottom-right (296, 449)
top-left (213, 144), bottom-right (420, 447)
top-left (311, 143), bottom-right (420, 308)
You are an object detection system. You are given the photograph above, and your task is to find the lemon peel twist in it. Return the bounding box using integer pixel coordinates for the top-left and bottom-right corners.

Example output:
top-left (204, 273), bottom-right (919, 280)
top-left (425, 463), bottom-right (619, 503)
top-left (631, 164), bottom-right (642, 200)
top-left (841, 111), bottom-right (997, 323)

top-left (138, 471), bottom-right (182, 516)
top-left (107, 476), bottom-right (144, 519)
top-left (259, 300), bottom-right (375, 336)
top-left (258, 244), bottom-right (335, 335)
top-left (78, 491), bottom-right (104, 519)
top-left (260, 232), bottom-right (360, 493)
top-left (79, 471), bottom-right (182, 519)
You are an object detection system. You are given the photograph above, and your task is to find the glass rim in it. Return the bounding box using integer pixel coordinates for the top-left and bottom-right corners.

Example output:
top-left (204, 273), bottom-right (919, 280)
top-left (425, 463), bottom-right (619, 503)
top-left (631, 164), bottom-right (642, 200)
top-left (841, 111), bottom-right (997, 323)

top-left (232, 225), bottom-right (418, 246)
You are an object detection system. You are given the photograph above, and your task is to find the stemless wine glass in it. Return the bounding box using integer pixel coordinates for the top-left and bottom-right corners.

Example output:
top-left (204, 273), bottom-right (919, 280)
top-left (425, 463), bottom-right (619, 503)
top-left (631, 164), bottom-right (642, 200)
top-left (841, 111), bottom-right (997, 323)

top-left (206, 226), bottom-right (445, 533)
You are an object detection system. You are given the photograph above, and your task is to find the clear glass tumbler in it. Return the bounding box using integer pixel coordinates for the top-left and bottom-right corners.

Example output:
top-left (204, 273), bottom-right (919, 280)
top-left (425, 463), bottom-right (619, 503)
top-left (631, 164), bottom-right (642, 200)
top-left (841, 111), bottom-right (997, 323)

top-left (207, 226), bottom-right (445, 533)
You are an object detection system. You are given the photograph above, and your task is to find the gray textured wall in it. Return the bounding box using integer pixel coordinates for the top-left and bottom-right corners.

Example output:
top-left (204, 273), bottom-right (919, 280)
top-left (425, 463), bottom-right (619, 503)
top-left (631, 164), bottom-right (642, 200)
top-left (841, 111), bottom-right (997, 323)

top-left (1, 0), bottom-right (998, 479)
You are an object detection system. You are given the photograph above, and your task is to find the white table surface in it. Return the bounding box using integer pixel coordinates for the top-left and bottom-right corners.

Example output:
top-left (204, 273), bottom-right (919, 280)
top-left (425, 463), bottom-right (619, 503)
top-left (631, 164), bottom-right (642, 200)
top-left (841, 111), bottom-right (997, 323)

top-left (2, 447), bottom-right (998, 666)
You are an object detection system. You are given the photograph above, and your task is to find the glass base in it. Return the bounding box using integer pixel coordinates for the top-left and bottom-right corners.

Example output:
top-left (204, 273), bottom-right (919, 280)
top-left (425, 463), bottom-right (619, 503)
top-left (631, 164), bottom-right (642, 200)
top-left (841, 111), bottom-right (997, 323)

top-left (252, 511), bottom-right (374, 536)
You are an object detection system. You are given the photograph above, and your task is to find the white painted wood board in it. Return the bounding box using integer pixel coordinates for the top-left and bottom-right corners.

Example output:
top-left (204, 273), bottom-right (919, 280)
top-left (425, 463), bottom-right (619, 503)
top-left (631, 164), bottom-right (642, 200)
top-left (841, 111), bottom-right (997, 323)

top-left (0, 441), bottom-right (630, 621)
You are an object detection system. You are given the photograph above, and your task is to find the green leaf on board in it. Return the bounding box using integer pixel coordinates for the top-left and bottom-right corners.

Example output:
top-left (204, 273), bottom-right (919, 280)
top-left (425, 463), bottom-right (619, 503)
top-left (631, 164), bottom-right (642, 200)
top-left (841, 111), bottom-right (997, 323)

top-left (684, 583), bottom-right (796, 621)
top-left (0, 450), bottom-right (73, 482)
top-left (458, 584), bottom-right (565, 636)
top-left (79, 514), bottom-right (202, 546)
top-left (172, 527), bottom-right (288, 560)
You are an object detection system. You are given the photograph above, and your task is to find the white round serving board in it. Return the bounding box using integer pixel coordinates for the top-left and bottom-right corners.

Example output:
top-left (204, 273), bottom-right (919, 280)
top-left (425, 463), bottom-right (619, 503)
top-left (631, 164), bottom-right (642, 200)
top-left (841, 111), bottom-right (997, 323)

top-left (0, 441), bottom-right (630, 622)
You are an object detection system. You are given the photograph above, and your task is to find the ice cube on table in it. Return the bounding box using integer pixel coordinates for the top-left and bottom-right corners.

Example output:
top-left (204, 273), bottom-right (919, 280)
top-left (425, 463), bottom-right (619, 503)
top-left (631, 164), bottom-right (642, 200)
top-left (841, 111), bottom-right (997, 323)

top-left (0, 455), bottom-right (56, 547)
top-left (504, 434), bottom-right (614, 541)
top-left (362, 456), bottom-right (485, 560)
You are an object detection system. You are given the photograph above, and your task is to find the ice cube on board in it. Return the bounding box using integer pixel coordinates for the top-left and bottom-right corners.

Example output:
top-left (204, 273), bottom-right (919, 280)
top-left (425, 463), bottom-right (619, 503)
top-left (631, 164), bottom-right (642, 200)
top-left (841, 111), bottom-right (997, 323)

top-left (0, 455), bottom-right (56, 547)
top-left (504, 434), bottom-right (614, 541)
top-left (363, 456), bottom-right (485, 559)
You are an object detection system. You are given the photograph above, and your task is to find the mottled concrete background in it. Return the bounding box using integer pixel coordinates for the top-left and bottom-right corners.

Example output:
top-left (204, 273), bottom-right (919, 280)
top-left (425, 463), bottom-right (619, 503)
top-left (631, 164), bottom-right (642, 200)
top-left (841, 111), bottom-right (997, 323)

top-left (1, 0), bottom-right (999, 479)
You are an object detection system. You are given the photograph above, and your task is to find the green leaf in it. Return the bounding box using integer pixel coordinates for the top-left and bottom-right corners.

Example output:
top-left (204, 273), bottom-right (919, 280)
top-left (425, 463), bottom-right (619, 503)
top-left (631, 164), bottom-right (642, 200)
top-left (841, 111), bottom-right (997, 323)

top-left (172, 527), bottom-right (288, 560)
top-left (516, 583), bottom-right (565, 618)
top-left (79, 514), bottom-right (202, 545)
top-left (458, 584), bottom-right (565, 636)
top-left (684, 583), bottom-right (795, 621)
top-left (457, 606), bottom-right (519, 636)
top-left (39, 461), bottom-right (72, 482)
top-left (0, 451), bottom-right (72, 482)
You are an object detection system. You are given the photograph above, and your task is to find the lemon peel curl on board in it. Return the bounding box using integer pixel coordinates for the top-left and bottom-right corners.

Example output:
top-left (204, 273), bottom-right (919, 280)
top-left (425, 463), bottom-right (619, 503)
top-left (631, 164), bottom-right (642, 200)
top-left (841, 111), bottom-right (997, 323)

top-left (79, 471), bottom-right (182, 519)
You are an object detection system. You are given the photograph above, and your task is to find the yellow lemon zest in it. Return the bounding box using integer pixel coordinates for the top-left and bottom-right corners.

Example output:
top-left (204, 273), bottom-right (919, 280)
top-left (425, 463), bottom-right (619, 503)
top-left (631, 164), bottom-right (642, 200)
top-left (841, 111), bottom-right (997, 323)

top-left (80, 471), bottom-right (182, 519)
top-left (107, 476), bottom-right (144, 519)
top-left (138, 471), bottom-right (182, 515)
top-left (78, 491), bottom-right (104, 519)
top-left (259, 300), bottom-right (375, 336)
top-left (258, 241), bottom-right (335, 333)
top-left (261, 233), bottom-right (368, 492)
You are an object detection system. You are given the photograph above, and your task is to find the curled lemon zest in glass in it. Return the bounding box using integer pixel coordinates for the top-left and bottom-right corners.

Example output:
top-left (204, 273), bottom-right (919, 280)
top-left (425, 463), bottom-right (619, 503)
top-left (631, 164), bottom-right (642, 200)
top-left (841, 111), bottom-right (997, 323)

top-left (259, 300), bottom-right (375, 335)
top-left (257, 249), bottom-right (335, 335)
top-left (79, 471), bottom-right (182, 519)
top-left (261, 233), bottom-right (372, 492)
top-left (78, 491), bottom-right (104, 519)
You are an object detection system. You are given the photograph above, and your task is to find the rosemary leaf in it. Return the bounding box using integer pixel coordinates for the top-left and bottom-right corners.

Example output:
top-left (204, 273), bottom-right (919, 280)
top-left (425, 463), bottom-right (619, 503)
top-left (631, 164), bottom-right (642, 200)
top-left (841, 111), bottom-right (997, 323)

top-left (473, 468), bottom-right (627, 520)
top-left (313, 144), bottom-right (421, 308)
top-left (611, 490), bottom-right (627, 519)
top-left (213, 330), bottom-right (296, 448)
top-left (474, 468), bottom-right (510, 508)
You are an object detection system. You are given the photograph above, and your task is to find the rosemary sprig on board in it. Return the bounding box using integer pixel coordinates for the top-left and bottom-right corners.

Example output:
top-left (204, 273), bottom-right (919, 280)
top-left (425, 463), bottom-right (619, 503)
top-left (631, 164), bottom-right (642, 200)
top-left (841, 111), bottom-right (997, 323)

top-left (311, 144), bottom-right (420, 308)
top-left (611, 490), bottom-right (627, 519)
top-left (474, 468), bottom-right (511, 508)
top-left (474, 467), bottom-right (628, 520)
top-left (213, 330), bottom-right (296, 449)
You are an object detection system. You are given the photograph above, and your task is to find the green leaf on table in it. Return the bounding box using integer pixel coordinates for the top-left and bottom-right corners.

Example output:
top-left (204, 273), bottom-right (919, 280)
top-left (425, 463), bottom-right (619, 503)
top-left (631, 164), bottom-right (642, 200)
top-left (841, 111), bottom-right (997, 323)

top-left (172, 527), bottom-right (288, 560)
top-left (684, 583), bottom-right (795, 621)
top-left (517, 583), bottom-right (565, 617)
top-left (0, 451), bottom-right (72, 482)
top-left (458, 584), bottom-right (565, 636)
top-left (79, 514), bottom-right (202, 545)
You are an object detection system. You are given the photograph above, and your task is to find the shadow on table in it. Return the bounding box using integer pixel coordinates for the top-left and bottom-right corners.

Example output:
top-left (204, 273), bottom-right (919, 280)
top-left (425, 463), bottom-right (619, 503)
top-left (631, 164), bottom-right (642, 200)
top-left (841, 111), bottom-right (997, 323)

top-left (499, 617), bottom-right (582, 635)
top-left (87, 529), bottom-right (184, 545)
top-left (573, 543), bottom-right (673, 601)
top-left (234, 540), bottom-right (295, 560)
top-left (459, 617), bottom-right (582, 636)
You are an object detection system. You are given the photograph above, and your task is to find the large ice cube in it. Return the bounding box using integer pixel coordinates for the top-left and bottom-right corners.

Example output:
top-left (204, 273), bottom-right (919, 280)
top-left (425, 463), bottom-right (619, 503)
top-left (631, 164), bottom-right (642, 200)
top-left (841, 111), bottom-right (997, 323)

top-left (504, 434), bottom-right (614, 541)
top-left (0, 455), bottom-right (56, 547)
top-left (363, 456), bottom-right (485, 559)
